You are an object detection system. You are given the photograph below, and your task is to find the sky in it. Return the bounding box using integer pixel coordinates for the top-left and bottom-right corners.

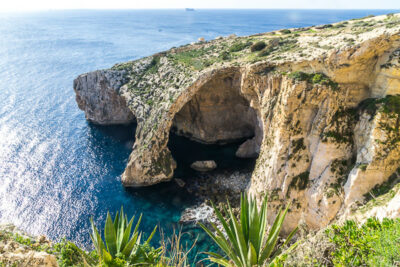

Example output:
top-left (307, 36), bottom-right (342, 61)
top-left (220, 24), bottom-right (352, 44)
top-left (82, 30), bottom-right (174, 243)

top-left (0, 0), bottom-right (399, 12)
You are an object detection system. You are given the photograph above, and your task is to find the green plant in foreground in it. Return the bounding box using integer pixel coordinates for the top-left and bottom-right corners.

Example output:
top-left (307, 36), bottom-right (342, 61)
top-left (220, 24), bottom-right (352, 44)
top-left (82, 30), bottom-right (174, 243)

top-left (326, 218), bottom-right (400, 267)
top-left (90, 208), bottom-right (160, 266)
top-left (199, 194), bottom-right (298, 267)
top-left (54, 238), bottom-right (98, 267)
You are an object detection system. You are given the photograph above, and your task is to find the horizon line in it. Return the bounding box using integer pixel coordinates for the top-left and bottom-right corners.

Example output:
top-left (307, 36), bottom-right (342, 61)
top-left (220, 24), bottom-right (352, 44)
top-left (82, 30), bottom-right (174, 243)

top-left (1, 8), bottom-right (399, 13)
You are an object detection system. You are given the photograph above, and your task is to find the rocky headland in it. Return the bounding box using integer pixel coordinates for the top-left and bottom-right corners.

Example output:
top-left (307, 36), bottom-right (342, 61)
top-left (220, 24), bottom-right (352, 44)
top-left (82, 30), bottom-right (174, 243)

top-left (74, 13), bottom-right (400, 233)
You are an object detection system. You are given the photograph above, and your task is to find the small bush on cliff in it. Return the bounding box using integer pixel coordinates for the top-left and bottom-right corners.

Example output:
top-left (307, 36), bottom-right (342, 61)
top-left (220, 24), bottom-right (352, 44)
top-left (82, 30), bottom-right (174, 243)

top-left (251, 41), bottom-right (266, 52)
top-left (280, 29), bottom-right (292, 34)
top-left (325, 218), bottom-right (400, 266)
top-left (90, 207), bottom-right (161, 266)
top-left (230, 41), bottom-right (252, 52)
top-left (199, 194), bottom-right (298, 267)
top-left (288, 71), bottom-right (339, 91)
top-left (54, 239), bottom-right (97, 267)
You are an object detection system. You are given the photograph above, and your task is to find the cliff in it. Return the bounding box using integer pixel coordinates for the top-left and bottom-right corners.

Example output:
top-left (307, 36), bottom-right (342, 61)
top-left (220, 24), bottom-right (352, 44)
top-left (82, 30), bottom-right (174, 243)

top-left (74, 13), bottom-right (400, 231)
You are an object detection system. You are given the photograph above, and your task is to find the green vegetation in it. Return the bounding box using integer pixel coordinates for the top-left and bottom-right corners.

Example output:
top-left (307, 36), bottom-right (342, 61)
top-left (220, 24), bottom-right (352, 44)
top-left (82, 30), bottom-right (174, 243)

top-left (250, 41), bottom-right (266, 52)
top-left (54, 239), bottom-right (97, 267)
top-left (322, 108), bottom-right (357, 145)
top-left (90, 208), bottom-right (160, 266)
top-left (358, 163), bottom-right (368, 171)
top-left (289, 171), bottom-right (310, 192)
top-left (199, 194), bottom-right (298, 267)
top-left (288, 71), bottom-right (339, 91)
top-left (280, 29), bottom-right (292, 34)
top-left (146, 56), bottom-right (161, 74)
top-left (229, 41), bottom-right (252, 52)
top-left (364, 170), bottom-right (400, 202)
top-left (325, 218), bottom-right (400, 266)
top-left (168, 47), bottom-right (219, 70)
top-left (219, 51), bottom-right (231, 60)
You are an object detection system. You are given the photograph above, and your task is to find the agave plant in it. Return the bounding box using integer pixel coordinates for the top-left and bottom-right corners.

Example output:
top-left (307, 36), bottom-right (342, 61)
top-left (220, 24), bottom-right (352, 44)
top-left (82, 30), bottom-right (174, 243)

top-left (199, 194), bottom-right (298, 267)
top-left (90, 207), bottom-right (160, 266)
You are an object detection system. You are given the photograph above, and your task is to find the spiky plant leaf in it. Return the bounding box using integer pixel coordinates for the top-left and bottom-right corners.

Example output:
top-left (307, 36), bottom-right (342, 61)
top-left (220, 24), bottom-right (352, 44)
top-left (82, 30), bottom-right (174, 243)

top-left (104, 212), bottom-right (118, 257)
top-left (201, 193), bottom-right (297, 267)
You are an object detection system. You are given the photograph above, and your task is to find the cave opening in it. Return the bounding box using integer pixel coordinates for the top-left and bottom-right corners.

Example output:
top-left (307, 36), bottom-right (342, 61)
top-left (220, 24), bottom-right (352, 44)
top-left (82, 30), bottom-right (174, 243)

top-left (167, 71), bottom-right (262, 185)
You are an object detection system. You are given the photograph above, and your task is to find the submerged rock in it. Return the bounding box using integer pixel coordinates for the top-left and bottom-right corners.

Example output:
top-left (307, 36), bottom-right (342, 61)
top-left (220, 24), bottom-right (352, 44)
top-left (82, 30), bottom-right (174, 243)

top-left (174, 178), bottom-right (186, 187)
top-left (190, 160), bottom-right (217, 172)
top-left (180, 203), bottom-right (215, 224)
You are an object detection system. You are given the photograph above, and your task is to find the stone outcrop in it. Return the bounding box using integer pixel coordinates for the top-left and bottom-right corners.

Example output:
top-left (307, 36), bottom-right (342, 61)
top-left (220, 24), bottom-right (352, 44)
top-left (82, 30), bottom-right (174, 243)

top-left (74, 70), bottom-right (134, 124)
top-left (74, 13), bottom-right (400, 231)
top-left (0, 224), bottom-right (58, 267)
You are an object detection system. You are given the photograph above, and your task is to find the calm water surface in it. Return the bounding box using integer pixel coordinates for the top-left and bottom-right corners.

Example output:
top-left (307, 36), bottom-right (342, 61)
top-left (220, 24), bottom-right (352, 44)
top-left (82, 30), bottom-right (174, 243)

top-left (0, 9), bottom-right (398, 260)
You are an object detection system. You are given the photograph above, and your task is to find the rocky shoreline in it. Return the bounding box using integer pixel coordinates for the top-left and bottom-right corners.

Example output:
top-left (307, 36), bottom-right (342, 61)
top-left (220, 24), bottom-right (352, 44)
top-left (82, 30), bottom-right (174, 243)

top-left (179, 169), bottom-right (251, 224)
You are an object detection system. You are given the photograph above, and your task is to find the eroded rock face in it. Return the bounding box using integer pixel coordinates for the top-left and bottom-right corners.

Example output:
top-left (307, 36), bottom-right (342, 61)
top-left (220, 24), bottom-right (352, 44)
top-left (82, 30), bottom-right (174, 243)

top-left (0, 224), bottom-right (58, 267)
top-left (74, 14), bottom-right (400, 231)
top-left (172, 71), bottom-right (257, 144)
top-left (74, 70), bottom-right (135, 125)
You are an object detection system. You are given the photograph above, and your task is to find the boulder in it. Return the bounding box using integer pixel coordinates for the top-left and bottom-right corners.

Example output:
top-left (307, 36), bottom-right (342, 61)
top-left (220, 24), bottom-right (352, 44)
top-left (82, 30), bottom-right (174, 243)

top-left (190, 160), bottom-right (217, 172)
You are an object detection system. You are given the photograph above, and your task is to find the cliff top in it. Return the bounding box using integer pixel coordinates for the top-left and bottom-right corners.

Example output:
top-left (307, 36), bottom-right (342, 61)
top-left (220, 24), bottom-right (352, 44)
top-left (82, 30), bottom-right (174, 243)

top-left (109, 13), bottom-right (400, 117)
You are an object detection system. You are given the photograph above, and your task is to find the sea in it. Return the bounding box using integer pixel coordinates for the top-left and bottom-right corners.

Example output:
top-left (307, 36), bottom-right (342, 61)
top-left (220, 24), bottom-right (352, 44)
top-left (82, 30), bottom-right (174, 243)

top-left (0, 9), bottom-right (398, 262)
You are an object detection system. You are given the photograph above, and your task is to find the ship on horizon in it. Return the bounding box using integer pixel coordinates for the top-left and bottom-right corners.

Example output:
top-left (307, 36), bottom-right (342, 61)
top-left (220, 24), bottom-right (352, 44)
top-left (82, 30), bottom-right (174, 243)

top-left (185, 8), bottom-right (195, 11)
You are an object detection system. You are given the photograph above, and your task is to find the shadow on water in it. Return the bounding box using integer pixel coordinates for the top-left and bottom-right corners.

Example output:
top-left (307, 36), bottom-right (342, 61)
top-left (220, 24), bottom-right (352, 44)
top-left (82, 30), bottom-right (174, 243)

top-left (168, 131), bottom-right (256, 181)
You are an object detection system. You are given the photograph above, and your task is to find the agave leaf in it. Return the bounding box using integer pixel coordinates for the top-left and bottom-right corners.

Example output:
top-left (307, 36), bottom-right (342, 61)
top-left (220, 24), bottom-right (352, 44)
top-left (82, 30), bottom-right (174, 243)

top-left (121, 232), bottom-right (139, 258)
top-left (102, 248), bottom-right (113, 264)
top-left (113, 210), bottom-right (119, 233)
top-left (133, 214), bottom-right (142, 235)
top-left (209, 256), bottom-right (236, 267)
top-left (227, 199), bottom-right (247, 265)
top-left (199, 222), bottom-right (242, 267)
top-left (90, 217), bottom-right (106, 258)
top-left (260, 205), bottom-right (290, 263)
top-left (145, 225), bottom-right (158, 244)
top-left (116, 208), bottom-right (126, 253)
top-left (258, 195), bottom-right (268, 253)
top-left (248, 196), bottom-right (261, 256)
top-left (211, 202), bottom-right (241, 256)
top-left (247, 242), bottom-right (257, 266)
top-left (240, 194), bottom-right (249, 242)
top-left (120, 215), bottom-right (134, 251)
top-left (104, 212), bottom-right (118, 257)
top-left (206, 251), bottom-right (237, 267)
top-left (282, 226), bottom-right (298, 248)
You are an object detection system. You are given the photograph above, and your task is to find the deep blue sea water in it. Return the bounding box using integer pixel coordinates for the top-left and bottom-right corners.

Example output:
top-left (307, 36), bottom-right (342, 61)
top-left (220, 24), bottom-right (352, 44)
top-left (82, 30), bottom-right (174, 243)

top-left (0, 9), bottom-right (398, 261)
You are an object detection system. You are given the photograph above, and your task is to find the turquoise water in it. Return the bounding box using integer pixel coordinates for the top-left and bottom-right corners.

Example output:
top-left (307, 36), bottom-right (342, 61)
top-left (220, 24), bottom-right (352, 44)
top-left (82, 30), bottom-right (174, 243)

top-left (0, 9), bottom-right (398, 261)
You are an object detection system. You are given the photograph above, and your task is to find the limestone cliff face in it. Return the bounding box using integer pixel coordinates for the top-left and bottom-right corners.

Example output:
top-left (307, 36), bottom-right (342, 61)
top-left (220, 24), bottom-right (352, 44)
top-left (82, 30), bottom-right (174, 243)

top-left (74, 70), bottom-right (134, 125)
top-left (74, 13), bottom-right (400, 230)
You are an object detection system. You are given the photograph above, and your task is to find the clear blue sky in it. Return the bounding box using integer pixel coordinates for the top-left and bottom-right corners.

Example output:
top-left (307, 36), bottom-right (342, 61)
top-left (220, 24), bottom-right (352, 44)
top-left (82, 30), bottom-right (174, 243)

top-left (1, 0), bottom-right (399, 11)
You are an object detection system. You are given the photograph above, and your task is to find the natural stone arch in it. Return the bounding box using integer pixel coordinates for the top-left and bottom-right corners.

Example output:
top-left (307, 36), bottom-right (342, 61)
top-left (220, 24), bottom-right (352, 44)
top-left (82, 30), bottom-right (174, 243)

top-left (121, 67), bottom-right (263, 186)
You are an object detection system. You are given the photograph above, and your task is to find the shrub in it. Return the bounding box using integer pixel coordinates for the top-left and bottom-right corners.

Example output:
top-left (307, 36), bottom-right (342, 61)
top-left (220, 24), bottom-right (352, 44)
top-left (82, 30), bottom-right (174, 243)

top-left (288, 71), bottom-right (339, 91)
top-left (258, 48), bottom-right (272, 57)
top-left (325, 218), bottom-right (400, 266)
top-left (358, 163), bottom-right (368, 171)
top-left (251, 41), bottom-right (266, 52)
top-left (54, 239), bottom-right (97, 267)
top-left (280, 29), bottom-right (292, 34)
top-left (90, 208), bottom-right (160, 266)
top-left (229, 42), bottom-right (251, 52)
top-left (219, 51), bottom-right (230, 60)
top-left (199, 194), bottom-right (298, 267)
